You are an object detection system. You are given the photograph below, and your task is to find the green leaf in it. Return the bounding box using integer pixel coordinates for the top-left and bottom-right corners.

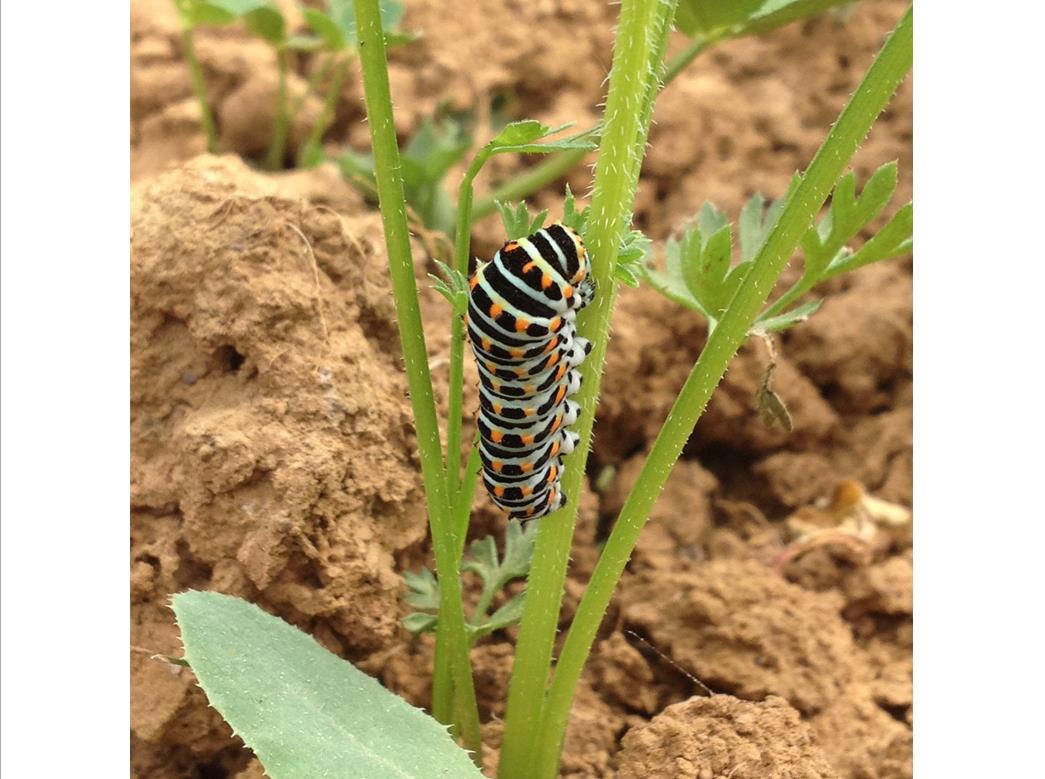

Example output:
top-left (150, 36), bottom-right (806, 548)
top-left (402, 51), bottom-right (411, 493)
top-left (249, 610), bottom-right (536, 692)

top-left (754, 298), bottom-right (823, 333)
top-left (802, 161), bottom-right (899, 278)
top-left (674, 0), bottom-right (851, 39)
top-left (472, 593), bottom-right (526, 639)
top-left (245, 7), bottom-right (285, 44)
top-left (403, 567), bottom-right (440, 611)
top-left (302, 8), bottom-right (345, 49)
top-left (616, 229), bottom-right (652, 288)
top-left (561, 184), bottom-right (590, 234)
top-left (462, 519), bottom-right (537, 591)
top-left (484, 121), bottom-right (598, 157)
top-left (495, 201), bottom-right (548, 240)
top-left (428, 259), bottom-right (470, 314)
top-left (827, 202), bottom-right (912, 276)
top-left (172, 591), bottom-right (484, 778)
top-left (737, 177), bottom-right (798, 263)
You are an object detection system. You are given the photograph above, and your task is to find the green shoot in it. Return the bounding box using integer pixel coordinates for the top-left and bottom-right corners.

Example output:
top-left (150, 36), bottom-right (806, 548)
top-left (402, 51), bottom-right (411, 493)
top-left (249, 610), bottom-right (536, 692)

top-left (495, 201), bottom-right (549, 241)
top-left (643, 161), bottom-right (912, 335)
top-left (404, 520), bottom-right (539, 644)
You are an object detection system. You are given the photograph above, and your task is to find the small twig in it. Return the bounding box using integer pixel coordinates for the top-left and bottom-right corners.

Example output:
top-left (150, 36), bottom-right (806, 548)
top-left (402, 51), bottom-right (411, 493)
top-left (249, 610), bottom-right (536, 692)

top-left (285, 221), bottom-right (330, 343)
top-left (623, 630), bottom-right (715, 697)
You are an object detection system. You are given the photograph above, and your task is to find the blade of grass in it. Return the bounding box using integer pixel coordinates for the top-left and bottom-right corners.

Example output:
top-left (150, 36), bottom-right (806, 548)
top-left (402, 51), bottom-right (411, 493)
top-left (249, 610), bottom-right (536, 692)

top-left (530, 8), bottom-right (913, 776)
top-left (496, 1), bottom-right (678, 775)
top-left (352, 0), bottom-right (481, 761)
top-left (264, 47), bottom-right (291, 170)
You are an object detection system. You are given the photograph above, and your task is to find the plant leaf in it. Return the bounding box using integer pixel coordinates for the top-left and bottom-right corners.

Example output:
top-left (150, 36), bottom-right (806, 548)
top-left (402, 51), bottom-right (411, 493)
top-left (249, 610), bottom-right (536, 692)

top-left (403, 567), bottom-right (440, 611)
top-left (472, 593), bottom-right (526, 639)
top-left (827, 202), bottom-right (912, 276)
top-left (302, 8), bottom-right (345, 49)
top-left (674, 0), bottom-right (851, 39)
top-left (485, 121), bottom-right (598, 156)
top-left (754, 298), bottom-right (823, 333)
top-left (172, 591), bottom-right (484, 778)
top-left (561, 184), bottom-right (590, 234)
top-left (244, 6), bottom-right (285, 44)
top-left (495, 201), bottom-right (548, 240)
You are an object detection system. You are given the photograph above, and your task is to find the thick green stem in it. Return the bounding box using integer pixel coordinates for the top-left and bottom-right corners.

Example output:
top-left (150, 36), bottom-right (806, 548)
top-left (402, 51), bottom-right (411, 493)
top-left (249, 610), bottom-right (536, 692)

top-left (531, 9), bottom-right (913, 775)
top-left (352, 0), bottom-right (481, 761)
top-left (264, 48), bottom-right (291, 170)
top-left (177, 23), bottom-right (220, 154)
top-left (496, 2), bottom-right (677, 776)
top-left (471, 29), bottom-right (713, 224)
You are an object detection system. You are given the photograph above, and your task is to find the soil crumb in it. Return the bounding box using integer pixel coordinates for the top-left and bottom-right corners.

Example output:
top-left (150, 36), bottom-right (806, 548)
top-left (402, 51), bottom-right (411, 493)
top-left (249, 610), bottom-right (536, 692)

top-left (616, 695), bottom-right (839, 779)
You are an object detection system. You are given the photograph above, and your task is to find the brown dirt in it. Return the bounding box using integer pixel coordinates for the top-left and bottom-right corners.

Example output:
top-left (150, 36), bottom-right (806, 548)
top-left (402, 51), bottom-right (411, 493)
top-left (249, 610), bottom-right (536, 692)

top-left (130, 1), bottom-right (912, 777)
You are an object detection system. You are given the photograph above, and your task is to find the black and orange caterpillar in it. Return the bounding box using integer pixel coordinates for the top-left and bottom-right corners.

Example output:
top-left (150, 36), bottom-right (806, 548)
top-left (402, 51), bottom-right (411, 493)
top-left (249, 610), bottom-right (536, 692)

top-left (466, 223), bottom-right (595, 520)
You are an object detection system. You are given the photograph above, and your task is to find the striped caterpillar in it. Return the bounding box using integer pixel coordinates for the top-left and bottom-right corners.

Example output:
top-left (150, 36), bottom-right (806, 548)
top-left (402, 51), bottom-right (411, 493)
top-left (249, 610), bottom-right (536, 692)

top-left (466, 223), bottom-right (595, 520)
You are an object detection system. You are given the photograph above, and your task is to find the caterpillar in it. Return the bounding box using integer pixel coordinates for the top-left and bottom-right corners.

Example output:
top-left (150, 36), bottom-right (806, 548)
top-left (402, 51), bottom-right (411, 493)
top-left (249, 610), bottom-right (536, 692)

top-left (467, 223), bottom-right (595, 521)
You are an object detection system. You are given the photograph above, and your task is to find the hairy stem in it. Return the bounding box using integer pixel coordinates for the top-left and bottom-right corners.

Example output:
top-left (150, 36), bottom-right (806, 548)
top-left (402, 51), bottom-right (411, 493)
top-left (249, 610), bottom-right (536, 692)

top-left (177, 23), bottom-right (220, 154)
top-left (531, 8), bottom-right (913, 775)
top-left (352, 0), bottom-right (481, 760)
top-left (496, 2), bottom-right (678, 776)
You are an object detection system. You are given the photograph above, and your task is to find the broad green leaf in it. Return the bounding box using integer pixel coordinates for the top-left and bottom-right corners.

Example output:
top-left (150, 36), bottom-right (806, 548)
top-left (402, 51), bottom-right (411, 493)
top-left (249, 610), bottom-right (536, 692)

top-left (302, 8), bottom-right (345, 49)
top-left (244, 6), bottom-right (285, 44)
top-left (738, 192), bottom-right (766, 263)
top-left (172, 591), bottom-right (483, 778)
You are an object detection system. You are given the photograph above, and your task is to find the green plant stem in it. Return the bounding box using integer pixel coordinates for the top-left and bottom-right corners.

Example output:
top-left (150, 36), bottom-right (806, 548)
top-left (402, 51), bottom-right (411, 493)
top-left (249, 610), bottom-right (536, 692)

top-left (352, 0), bottom-right (481, 761)
top-left (661, 34), bottom-right (713, 85)
top-left (299, 56), bottom-right (350, 165)
top-left (178, 23), bottom-right (220, 154)
top-left (445, 153), bottom-right (486, 499)
top-left (290, 53), bottom-right (337, 126)
top-left (496, 2), bottom-right (677, 776)
top-left (470, 31), bottom-right (713, 224)
top-left (760, 274), bottom-right (818, 319)
top-left (264, 48), bottom-right (291, 170)
top-left (530, 9), bottom-right (913, 776)
top-left (454, 439), bottom-right (482, 557)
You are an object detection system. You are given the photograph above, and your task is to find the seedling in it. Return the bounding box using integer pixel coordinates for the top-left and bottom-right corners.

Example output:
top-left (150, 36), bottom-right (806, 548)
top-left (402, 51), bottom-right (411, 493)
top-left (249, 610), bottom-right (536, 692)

top-left (171, 1), bottom-right (913, 777)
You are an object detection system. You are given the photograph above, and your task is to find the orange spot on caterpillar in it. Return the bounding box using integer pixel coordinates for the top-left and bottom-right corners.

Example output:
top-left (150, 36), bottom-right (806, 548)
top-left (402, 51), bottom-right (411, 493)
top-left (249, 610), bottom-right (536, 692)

top-left (550, 440), bottom-right (561, 456)
top-left (469, 275), bottom-right (480, 290)
top-left (482, 338), bottom-right (492, 351)
top-left (493, 403), bottom-right (503, 415)
top-left (494, 485), bottom-right (505, 497)
top-left (503, 242), bottom-right (519, 252)
top-left (521, 434), bottom-right (534, 445)
top-left (524, 407), bottom-right (536, 417)
top-left (546, 352), bottom-right (560, 368)
top-left (551, 415), bottom-right (563, 432)
top-left (514, 367), bottom-right (528, 378)
top-left (491, 430), bottom-right (504, 443)
top-left (541, 274), bottom-right (553, 289)
top-left (555, 386), bottom-right (567, 404)
top-left (525, 385), bottom-right (536, 394)
top-left (521, 462), bottom-right (533, 473)
top-left (515, 319), bottom-right (530, 332)
top-left (490, 303), bottom-right (503, 317)
top-left (556, 364), bottom-right (568, 380)
top-left (510, 348), bottom-right (524, 359)
top-left (521, 486), bottom-right (533, 496)
top-left (492, 461), bottom-right (503, 472)
top-left (549, 317), bottom-right (562, 331)
top-left (522, 261), bottom-right (537, 273)
top-left (563, 285), bottom-right (574, 299)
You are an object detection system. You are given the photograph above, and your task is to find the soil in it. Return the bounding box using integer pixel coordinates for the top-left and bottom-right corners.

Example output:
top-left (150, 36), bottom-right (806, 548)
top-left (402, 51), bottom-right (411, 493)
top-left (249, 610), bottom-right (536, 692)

top-left (130, 1), bottom-right (912, 777)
